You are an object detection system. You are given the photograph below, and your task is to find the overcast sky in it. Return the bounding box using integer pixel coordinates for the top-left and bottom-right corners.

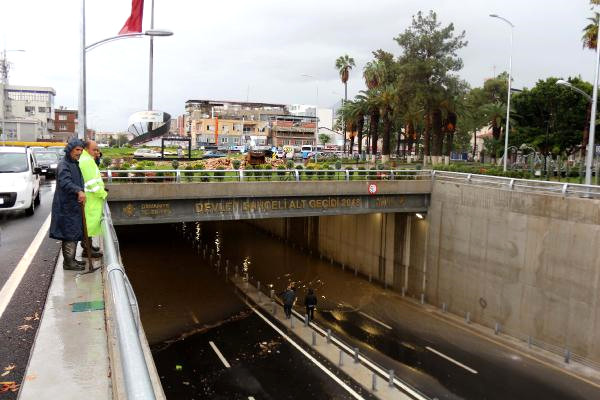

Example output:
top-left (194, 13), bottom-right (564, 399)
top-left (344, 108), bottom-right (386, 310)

top-left (1, 0), bottom-right (597, 131)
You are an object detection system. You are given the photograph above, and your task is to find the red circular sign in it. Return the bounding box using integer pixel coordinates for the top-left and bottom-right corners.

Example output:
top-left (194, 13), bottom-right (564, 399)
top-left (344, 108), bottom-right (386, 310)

top-left (368, 183), bottom-right (378, 195)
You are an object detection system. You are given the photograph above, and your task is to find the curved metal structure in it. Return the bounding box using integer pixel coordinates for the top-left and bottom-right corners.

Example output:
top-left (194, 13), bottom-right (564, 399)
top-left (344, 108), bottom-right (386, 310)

top-left (128, 112), bottom-right (172, 145)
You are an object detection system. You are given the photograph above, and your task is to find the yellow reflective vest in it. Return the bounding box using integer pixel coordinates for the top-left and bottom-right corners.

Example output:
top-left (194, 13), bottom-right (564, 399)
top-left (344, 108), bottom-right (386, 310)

top-left (79, 150), bottom-right (107, 237)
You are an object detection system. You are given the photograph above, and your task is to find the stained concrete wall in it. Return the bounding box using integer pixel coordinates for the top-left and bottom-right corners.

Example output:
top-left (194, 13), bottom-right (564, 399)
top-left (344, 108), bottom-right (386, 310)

top-left (250, 213), bottom-right (427, 290)
top-left (425, 180), bottom-right (600, 360)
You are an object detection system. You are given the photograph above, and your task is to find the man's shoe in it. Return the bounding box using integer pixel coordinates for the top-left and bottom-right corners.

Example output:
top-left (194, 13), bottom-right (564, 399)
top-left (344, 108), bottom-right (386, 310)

top-left (91, 244), bottom-right (100, 252)
top-left (63, 261), bottom-right (85, 271)
top-left (75, 259), bottom-right (87, 266)
top-left (82, 249), bottom-right (103, 258)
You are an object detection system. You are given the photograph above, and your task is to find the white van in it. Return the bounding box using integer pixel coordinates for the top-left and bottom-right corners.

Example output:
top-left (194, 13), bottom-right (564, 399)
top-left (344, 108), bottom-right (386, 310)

top-left (0, 147), bottom-right (41, 216)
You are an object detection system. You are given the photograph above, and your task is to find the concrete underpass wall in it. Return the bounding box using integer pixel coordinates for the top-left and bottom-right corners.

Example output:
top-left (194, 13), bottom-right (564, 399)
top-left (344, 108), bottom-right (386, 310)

top-left (426, 180), bottom-right (600, 361)
top-left (249, 214), bottom-right (427, 292)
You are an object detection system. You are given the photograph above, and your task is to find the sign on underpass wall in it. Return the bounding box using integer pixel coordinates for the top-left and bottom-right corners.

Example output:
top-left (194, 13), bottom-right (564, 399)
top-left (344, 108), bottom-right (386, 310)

top-left (110, 194), bottom-right (429, 225)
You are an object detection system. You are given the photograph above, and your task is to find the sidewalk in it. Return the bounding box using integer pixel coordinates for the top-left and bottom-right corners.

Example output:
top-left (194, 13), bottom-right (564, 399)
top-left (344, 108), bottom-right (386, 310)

top-left (18, 254), bottom-right (110, 400)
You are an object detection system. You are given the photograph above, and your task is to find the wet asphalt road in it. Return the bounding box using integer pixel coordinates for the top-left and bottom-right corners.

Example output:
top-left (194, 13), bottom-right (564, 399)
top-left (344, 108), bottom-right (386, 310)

top-left (118, 220), bottom-right (600, 400)
top-left (0, 179), bottom-right (59, 398)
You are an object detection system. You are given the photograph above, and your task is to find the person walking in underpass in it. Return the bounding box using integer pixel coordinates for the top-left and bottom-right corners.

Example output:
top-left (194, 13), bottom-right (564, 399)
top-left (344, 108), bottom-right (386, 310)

top-left (280, 283), bottom-right (296, 319)
top-left (79, 140), bottom-right (108, 258)
top-left (304, 288), bottom-right (317, 322)
top-left (49, 138), bottom-right (86, 271)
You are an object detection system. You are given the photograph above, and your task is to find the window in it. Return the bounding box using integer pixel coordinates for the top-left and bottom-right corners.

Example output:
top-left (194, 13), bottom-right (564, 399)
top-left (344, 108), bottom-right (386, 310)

top-left (58, 114), bottom-right (67, 121)
top-left (25, 106), bottom-right (35, 113)
top-left (206, 125), bottom-right (212, 131)
top-left (233, 137), bottom-right (239, 144)
top-left (38, 107), bottom-right (49, 113)
top-left (221, 137), bottom-right (228, 143)
top-left (60, 124), bottom-right (67, 130)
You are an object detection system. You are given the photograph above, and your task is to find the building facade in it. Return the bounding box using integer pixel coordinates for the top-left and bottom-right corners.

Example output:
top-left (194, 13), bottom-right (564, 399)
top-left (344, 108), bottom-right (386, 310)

top-left (1, 84), bottom-right (55, 141)
top-left (269, 115), bottom-right (317, 147)
top-left (51, 107), bottom-right (78, 141)
top-left (185, 100), bottom-right (287, 149)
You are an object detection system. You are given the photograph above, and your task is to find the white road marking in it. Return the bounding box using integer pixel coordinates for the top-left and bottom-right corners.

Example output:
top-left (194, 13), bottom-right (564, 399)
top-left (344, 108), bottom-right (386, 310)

top-left (426, 346), bottom-right (478, 374)
top-left (209, 341), bottom-right (231, 369)
top-left (289, 307), bottom-right (427, 400)
top-left (358, 311), bottom-right (393, 330)
top-left (248, 397), bottom-right (256, 400)
top-left (251, 306), bottom-right (366, 400)
top-left (0, 214), bottom-right (51, 320)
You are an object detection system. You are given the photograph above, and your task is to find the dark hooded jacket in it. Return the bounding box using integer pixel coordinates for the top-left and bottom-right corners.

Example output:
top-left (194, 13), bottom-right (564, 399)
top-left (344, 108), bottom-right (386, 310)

top-left (49, 139), bottom-right (85, 241)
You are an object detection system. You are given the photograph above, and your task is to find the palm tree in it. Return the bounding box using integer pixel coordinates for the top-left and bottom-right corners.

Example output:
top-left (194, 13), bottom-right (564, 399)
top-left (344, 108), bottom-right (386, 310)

top-left (582, 12), bottom-right (600, 49)
top-left (353, 95), bottom-right (368, 156)
top-left (363, 62), bottom-right (381, 160)
top-left (335, 54), bottom-right (356, 154)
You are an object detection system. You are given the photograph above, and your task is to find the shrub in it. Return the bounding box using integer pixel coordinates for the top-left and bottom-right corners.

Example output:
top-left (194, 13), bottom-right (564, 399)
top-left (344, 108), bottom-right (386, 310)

top-left (304, 165), bottom-right (315, 180)
top-left (171, 160), bottom-right (180, 169)
top-left (122, 162), bottom-right (131, 170)
top-left (286, 160), bottom-right (295, 169)
top-left (214, 166), bottom-right (226, 181)
top-left (277, 165), bottom-right (287, 180)
top-left (101, 156), bottom-right (112, 169)
top-left (335, 160), bottom-right (342, 170)
top-left (357, 166), bottom-right (367, 179)
top-left (232, 159), bottom-right (241, 170)
top-left (327, 166), bottom-right (335, 180)
top-left (369, 167), bottom-right (377, 180)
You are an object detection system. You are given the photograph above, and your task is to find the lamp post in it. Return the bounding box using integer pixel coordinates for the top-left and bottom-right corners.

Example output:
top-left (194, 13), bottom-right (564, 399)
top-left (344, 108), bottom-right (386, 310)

top-left (1, 49), bottom-right (26, 145)
top-left (79, 0), bottom-right (172, 140)
top-left (300, 74), bottom-right (319, 153)
top-left (556, 79), bottom-right (595, 181)
top-left (490, 14), bottom-right (514, 172)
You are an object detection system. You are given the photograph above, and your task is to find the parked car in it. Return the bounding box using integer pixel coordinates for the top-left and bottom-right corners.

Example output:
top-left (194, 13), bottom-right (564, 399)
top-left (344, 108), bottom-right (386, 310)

top-left (133, 148), bottom-right (161, 158)
top-left (34, 151), bottom-right (60, 178)
top-left (0, 146), bottom-right (41, 216)
top-left (202, 150), bottom-right (226, 159)
top-left (46, 146), bottom-right (66, 158)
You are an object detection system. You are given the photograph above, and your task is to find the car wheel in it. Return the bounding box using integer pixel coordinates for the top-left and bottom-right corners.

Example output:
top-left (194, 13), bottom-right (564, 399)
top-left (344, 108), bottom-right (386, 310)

top-left (25, 194), bottom-right (36, 216)
top-left (34, 190), bottom-right (41, 206)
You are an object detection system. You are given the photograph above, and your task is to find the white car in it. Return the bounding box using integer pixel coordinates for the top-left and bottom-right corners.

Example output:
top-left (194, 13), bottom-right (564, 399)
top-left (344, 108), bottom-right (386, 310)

top-left (0, 147), bottom-right (41, 216)
top-left (133, 148), bottom-right (161, 158)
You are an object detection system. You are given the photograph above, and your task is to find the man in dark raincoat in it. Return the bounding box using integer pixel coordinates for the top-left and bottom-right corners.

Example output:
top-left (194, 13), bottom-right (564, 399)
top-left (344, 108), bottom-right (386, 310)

top-left (49, 138), bottom-right (87, 270)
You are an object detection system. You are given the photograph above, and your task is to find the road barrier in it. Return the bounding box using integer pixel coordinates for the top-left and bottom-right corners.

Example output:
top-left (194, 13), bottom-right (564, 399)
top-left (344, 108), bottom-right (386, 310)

top-left (102, 204), bottom-right (158, 400)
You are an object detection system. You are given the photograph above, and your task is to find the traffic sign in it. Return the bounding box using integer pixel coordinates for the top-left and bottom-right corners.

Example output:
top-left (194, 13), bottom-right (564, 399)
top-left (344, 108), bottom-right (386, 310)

top-left (368, 183), bottom-right (378, 195)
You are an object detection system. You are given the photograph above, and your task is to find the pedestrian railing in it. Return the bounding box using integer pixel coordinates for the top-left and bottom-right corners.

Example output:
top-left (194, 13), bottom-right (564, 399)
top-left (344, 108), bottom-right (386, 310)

top-left (432, 170), bottom-right (600, 199)
top-left (101, 168), bottom-right (600, 199)
top-left (102, 169), bottom-right (431, 183)
top-left (102, 203), bottom-right (158, 400)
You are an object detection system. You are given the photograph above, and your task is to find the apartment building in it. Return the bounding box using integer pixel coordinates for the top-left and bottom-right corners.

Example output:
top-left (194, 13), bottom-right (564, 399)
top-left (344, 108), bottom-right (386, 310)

top-left (1, 84), bottom-right (55, 141)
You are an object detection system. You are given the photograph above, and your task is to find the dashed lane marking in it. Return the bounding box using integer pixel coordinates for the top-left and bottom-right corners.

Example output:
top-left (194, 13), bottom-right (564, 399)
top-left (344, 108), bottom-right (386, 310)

top-left (209, 341), bottom-right (231, 368)
top-left (0, 213), bottom-right (51, 320)
top-left (425, 346), bottom-right (478, 374)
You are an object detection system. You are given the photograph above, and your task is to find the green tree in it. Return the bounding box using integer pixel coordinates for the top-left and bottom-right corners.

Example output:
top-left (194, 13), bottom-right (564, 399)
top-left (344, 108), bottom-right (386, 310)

top-left (335, 54), bottom-right (356, 154)
top-left (318, 133), bottom-right (331, 146)
top-left (394, 10), bottom-right (468, 162)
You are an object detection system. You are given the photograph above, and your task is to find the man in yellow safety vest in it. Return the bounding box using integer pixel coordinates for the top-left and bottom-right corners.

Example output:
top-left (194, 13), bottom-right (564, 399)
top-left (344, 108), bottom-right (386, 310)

top-left (79, 140), bottom-right (108, 257)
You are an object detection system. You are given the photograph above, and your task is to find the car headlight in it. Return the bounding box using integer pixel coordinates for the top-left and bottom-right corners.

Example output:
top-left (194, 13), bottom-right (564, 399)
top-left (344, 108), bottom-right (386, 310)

top-left (50, 163), bottom-right (58, 168)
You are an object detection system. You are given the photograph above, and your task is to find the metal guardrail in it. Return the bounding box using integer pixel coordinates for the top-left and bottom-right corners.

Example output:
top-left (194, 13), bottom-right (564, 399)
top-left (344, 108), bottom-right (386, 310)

top-left (432, 170), bottom-right (600, 199)
top-left (102, 169), bottom-right (430, 183)
top-left (102, 203), bottom-right (157, 400)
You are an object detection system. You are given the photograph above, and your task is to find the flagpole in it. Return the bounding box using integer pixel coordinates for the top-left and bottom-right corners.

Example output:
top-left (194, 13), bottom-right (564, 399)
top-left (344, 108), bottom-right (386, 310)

top-left (78, 0), bottom-right (87, 140)
top-left (148, 0), bottom-right (154, 111)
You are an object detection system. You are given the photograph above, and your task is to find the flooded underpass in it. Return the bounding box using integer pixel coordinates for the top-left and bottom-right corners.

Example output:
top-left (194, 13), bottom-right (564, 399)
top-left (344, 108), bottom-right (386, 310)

top-left (116, 219), bottom-right (596, 400)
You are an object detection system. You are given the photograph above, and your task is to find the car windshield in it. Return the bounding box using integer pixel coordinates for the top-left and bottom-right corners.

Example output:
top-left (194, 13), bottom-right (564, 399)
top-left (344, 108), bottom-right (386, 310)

top-left (35, 152), bottom-right (58, 163)
top-left (0, 153), bottom-right (28, 173)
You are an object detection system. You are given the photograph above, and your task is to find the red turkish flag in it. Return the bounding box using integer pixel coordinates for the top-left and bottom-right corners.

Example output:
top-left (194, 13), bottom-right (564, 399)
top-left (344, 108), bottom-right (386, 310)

top-left (119, 0), bottom-right (144, 34)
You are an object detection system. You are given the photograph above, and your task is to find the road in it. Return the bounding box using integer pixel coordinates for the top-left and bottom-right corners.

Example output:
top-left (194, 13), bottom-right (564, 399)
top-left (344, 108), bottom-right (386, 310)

top-left (158, 220), bottom-right (600, 400)
top-left (0, 179), bottom-right (59, 398)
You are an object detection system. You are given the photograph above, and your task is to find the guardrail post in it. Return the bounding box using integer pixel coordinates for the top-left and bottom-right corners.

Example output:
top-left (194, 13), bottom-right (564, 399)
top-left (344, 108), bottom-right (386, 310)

top-left (494, 322), bottom-right (500, 335)
top-left (304, 314), bottom-right (309, 327)
top-left (338, 350), bottom-right (344, 366)
top-left (327, 329), bottom-right (332, 344)
top-left (176, 170), bottom-right (181, 183)
top-left (353, 347), bottom-right (359, 363)
top-left (345, 169), bottom-right (350, 181)
top-left (107, 170), bottom-right (113, 183)
top-left (564, 349), bottom-right (571, 364)
top-left (312, 331), bottom-right (317, 346)
top-left (239, 170), bottom-right (244, 182)
top-left (388, 370), bottom-right (395, 387)
top-left (508, 179), bottom-right (515, 190)
top-left (372, 373), bottom-right (377, 392)
top-left (467, 173), bottom-right (472, 182)
top-left (271, 300), bottom-right (276, 315)
top-left (562, 183), bottom-right (568, 195)
top-left (294, 169), bottom-right (300, 182)
top-left (390, 170), bottom-right (394, 180)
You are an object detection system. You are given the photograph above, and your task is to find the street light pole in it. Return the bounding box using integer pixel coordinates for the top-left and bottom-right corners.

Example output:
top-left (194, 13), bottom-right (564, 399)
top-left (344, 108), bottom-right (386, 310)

top-left (148, 0), bottom-right (155, 111)
top-left (490, 14), bottom-right (514, 172)
top-left (585, 17), bottom-right (600, 185)
top-left (301, 74), bottom-right (319, 155)
top-left (78, 0), bottom-right (87, 140)
top-left (1, 48), bottom-right (25, 145)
